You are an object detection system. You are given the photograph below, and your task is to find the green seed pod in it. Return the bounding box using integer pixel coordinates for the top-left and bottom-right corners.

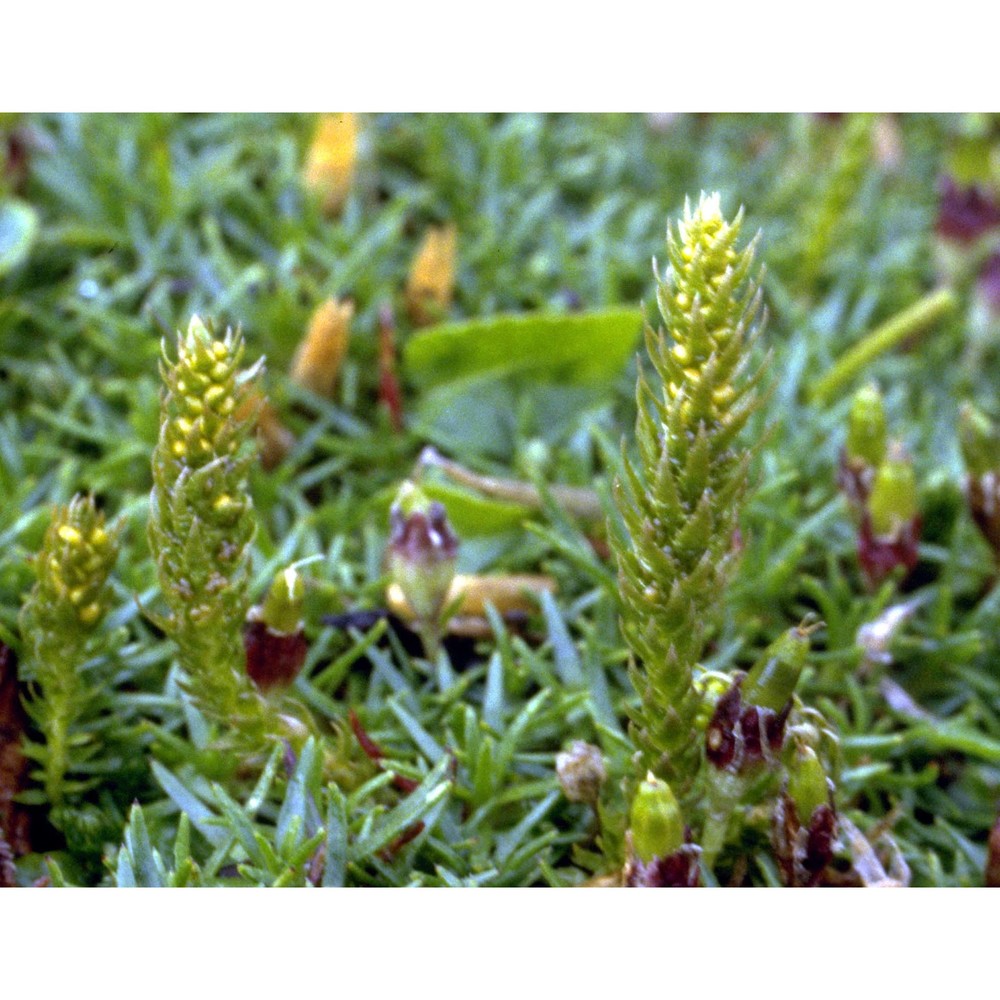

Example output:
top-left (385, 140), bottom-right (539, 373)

top-left (846, 383), bottom-right (887, 468)
top-left (959, 403), bottom-right (1000, 479)
top-left (786, 745), bottom-right (830, 823)
top-left (742, 622), bottom-right (813, 712)
top-left (868, 444), bottom-right (918, 537)
top-left (260, 566), bottom-right (305, 636)
top-left (630, 772), bottom-right (685, 863)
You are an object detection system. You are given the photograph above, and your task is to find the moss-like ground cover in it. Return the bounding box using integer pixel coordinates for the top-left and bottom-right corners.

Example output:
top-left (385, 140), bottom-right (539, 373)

top-left (1, 113), bottom-right (999, 887)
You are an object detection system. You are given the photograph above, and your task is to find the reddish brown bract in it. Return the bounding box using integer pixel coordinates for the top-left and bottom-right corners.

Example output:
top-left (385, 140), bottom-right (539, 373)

top-left (705, 676), bottom-right (790, 774)
top-left (986, 814), bottom-right (1000, 887)
top-left (857, 511), bottom-right (921, 588)
top-left (773, 794), bottom-right (838, 887)
top-left (348, 709), bottom-right (420, 794)
top-left (625, 845), bottom-right (702, 887)
top-left (244, 621), bottom-right (309, 692)
top-left (967, 472), bottom-right (1000, 558)
top-left (935, 177), bottom-right (1000, 244)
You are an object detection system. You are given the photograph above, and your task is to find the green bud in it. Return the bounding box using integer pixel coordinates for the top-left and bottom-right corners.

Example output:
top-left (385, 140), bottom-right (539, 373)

top-left (959, 403), bottom-right (1000, 478)
top-left (846, 383), bottom-right (887, 468)
top-left (388, 481), bottom-right (459, 625)
top-left (786, 745), bottom-right (830, 822)
top-left (742, 621), bottom-right (814, 712)
top-left (693, 671), bottom-right (732, 731)
top-left (630, 772), bottom-right (685, 863)
top-left (393, 480), bottom-right (431, 519)
top-left (260, 566), bottom-right (305, 635)
top-left (869, 444), bottom-right (918, 537)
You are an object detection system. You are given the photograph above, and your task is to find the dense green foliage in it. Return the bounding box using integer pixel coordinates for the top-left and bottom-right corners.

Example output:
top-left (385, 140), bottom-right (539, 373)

top-left (2, 113), bottom-right (999, 887)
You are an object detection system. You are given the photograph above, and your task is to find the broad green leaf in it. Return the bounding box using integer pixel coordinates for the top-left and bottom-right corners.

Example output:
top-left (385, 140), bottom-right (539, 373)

top-left (413, 378), bottom-right (518, 459)
top-left (404, 309), bottom-right (643, 389)
top-left (421, 481), bottom-right (529, 534)
top-left (368, 479), bottom-right (530, 538)
top-left (412, 379), bottom-right (613, 460)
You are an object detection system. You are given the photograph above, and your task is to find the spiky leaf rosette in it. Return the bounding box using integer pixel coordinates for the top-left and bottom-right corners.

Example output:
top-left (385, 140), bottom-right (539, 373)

top-left (20, 494), bottom-right (120, 805)
top-left (149, 316), bottom-right (273, 746)
top-left (612, 193), bottom-right (765, 790)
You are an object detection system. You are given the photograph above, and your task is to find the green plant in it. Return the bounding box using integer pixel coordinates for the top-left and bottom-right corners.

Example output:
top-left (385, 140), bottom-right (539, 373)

top-left (4, 114), bottom-right (1000, 890)
top-left (20, 495), bottom-right (119, 814)
top-left (611, 192), bottom-right (766, 793)
top-left (148, 315), bottom-right (278, 748)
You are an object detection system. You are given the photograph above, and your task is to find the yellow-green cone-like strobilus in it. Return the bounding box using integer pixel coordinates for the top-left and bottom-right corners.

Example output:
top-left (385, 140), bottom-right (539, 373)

top-left (611, 193), bottom-right (766, 792)
top-left (20, 495), bottom-right (120, 805)
top-left (148, 315), bottom-right (276, 747)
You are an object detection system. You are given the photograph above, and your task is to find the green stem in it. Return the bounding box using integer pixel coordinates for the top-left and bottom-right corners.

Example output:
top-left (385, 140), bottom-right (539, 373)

top-left (44, 704), bottom-right (68, 805)
top-left (418, 446), bottom-right (603, 521)
top-left (700, 771), bottom-right (744, 869)
top-left (809, 289), bottom-right (956, 404)
top-left (418, 621), bottom-right (441, 662)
